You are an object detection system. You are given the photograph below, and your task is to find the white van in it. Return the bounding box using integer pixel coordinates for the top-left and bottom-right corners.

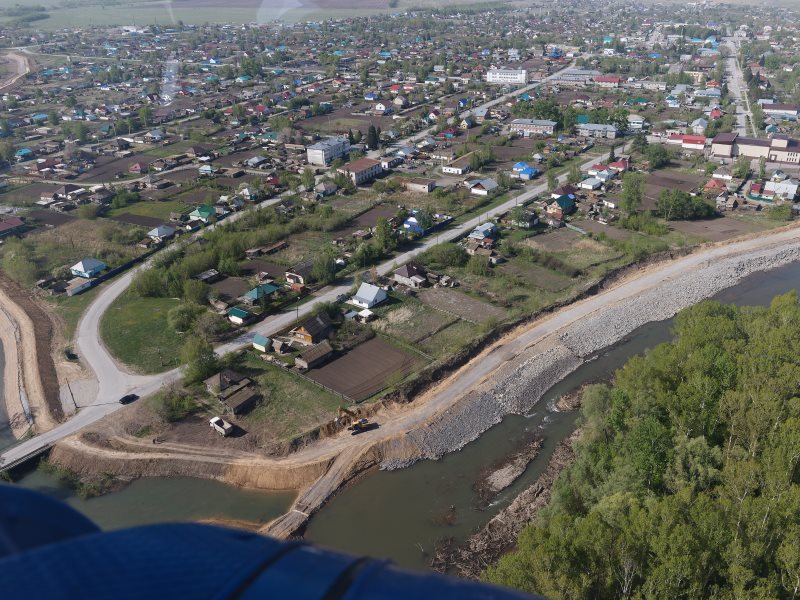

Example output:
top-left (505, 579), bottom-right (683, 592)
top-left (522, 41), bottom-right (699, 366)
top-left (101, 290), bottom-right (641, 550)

top-left (209, 417), bottom-right (233, 437)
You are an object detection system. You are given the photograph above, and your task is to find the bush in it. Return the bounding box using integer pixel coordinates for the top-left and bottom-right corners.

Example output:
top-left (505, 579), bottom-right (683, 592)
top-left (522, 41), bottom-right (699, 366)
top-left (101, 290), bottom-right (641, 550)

top-left (150, 388), bottom-right (198, 423)
top-left (466, 254), bottom-right (493, 277)
top-left (167, 302), bottom-right (203, 332)
top-left (77, 204), bottom-right (101, 219)
top-left (766, 204), bottom-right (793, 222)
top-left (419, 243), bottom-right (468, 270)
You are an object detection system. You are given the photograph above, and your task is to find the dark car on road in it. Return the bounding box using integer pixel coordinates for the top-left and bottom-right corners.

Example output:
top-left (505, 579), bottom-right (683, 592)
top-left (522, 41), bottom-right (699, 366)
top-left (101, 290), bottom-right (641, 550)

top-left (118, 394), bottom-right (139, 405)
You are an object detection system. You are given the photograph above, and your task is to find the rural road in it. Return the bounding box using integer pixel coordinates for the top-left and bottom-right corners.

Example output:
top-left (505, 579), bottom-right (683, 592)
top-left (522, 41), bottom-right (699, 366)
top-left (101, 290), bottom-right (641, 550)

top-left (48, 221), bottom-right (800, 539)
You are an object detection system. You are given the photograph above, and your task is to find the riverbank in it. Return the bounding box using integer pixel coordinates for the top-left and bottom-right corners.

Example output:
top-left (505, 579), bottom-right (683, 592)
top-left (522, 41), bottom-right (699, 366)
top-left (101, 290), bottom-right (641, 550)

top-left (44, 224), bottom-right (800, 540)
top-left (0, 278), bottom-right (57, 439)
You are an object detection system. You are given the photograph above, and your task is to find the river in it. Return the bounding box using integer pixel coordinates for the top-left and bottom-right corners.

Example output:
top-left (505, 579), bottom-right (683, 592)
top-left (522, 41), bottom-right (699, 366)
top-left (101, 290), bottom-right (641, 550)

top-left (8, 260), bottom-right (800, 568)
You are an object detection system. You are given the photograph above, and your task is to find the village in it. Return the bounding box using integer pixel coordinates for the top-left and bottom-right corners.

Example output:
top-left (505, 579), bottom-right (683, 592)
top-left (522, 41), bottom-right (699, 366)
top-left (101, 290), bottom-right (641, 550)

top-left (0, 1), bottom-right (799, 448)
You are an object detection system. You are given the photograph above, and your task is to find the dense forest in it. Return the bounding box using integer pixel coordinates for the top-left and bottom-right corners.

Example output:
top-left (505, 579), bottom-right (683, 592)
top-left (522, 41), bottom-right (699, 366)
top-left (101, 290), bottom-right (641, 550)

top-left (485, 294), bottom-right (800, 599)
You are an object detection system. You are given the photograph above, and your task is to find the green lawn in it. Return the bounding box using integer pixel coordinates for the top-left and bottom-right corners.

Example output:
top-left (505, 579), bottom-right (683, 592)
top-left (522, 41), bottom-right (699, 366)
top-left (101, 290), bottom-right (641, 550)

top-left (100, 291), bottom-right (184, 374)
top-left (107, 200), bottom-right (191, 220)
top-left (141, 140), bottom-right (195, 158)
top-left (47, 284), bottom-right (103, 342)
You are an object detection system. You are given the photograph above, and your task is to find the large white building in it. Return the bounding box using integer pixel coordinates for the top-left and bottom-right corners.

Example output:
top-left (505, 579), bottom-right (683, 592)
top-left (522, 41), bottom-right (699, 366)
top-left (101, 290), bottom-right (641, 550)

top-left (485, 69), bottom-right (527, 85)
top-left (509, 119), bottom-right (557, 137)
top-left (307, 136), bottom-right (350, 166)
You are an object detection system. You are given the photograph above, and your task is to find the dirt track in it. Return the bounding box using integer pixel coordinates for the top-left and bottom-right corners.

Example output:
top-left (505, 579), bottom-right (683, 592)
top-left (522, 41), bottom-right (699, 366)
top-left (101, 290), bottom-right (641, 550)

top-left (0, 273), bottom-right (62, 433)
top-left (48, 223), bottom-right (800, 539)
top-left (0, 52), bottom-right (31, 93)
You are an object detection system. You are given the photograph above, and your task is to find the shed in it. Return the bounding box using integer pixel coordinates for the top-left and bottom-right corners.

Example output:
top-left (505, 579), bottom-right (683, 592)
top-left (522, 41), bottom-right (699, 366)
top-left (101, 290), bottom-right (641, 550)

top-left (227, 307), bottom-right (251, 325)
top-left (295, 340), bottom-right (334, 370)
top-left (252, 334), bottom-right (271, 353)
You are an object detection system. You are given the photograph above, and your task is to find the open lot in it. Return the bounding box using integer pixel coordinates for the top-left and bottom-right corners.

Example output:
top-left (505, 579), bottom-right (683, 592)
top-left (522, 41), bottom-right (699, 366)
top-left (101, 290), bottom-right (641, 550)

top-left (373, 300), bottom-right (459, 344)
top-left (307, 337), bottom-right (420, 401)
top-left (335, 204), bottom-right (396, 237)
top-left (668, 214), bottom-right (770, 242)
top-left (1, 183), bottom-right (60, 207)
top-left (240, 259), bottom-right (286, 280)
top-left (499, 262), bottom-right (574, 293)
top-left (644, 170), bottom-right (705, 209)
top-left (111, 213), bottom-right (164, 228)
top-left (419, 287), bottom-right (506, 323)
top-left (77, 155), bottom-right (155, 181)
top-left (210, 276), bottom-right (250, 300)
top-left (580, 219), bottom-right (634, 240)
top-left (27, 209), bottom-right (76, 228)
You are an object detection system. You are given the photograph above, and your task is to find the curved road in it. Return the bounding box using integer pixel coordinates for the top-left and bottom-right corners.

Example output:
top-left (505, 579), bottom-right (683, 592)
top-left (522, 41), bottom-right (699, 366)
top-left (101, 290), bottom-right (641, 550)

top-left (0, 60), bottom-right (593, 467)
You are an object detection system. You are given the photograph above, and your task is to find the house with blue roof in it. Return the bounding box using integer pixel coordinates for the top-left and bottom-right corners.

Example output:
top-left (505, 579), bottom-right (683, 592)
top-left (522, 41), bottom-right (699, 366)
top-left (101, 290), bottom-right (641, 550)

top-left (14, 148), bottom-right (34, 161)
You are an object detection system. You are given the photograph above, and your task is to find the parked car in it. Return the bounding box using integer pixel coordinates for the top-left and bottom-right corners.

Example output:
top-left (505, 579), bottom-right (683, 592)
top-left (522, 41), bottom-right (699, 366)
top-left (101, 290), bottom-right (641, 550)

top-left (118, 394), bottom-right (139, 405)
top-left (209, 416), bottom-right (233, 437)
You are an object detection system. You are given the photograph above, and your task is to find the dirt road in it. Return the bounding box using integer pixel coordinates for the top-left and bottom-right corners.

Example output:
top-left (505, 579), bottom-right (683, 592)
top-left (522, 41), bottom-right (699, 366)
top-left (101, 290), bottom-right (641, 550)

top-left (50, 224), bottom-right (800, 537)
top-left (0, 52), bottom-right (31, 93)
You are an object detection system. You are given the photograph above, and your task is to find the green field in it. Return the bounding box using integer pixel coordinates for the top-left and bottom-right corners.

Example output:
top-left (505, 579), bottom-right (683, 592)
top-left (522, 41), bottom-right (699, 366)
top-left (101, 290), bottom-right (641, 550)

top-left (48, 284), bottom-right (103, 342)
top-left (100, 291), bottom-right (184, 374)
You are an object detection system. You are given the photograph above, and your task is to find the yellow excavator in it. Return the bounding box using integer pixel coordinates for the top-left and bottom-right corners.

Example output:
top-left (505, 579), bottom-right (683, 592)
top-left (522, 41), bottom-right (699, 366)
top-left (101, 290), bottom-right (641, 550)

top-left (337, 406), bottom-right (376, 435)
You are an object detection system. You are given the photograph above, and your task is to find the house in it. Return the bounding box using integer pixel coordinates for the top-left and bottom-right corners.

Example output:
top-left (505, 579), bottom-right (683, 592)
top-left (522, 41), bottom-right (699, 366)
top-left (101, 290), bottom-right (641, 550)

top-left (394, 262), bottom-right (427, 288)
top-left (338, 158), bottom-right (383, 185)
top-left (295, 340), bottom-right (335, 370)
top-left (250, 334), bottom-right (270, 353)
top-left (147, 225), bottom-right (176, 242)
top-left (315, 181), bottom-right (338, 197)
top-left (511, 161), bottom-right (539, 180)
top-left (286, 261), bottom-right (314, 286)
top-left (227, 307), bottom-right (251, 325)
top-left (465, 178), bottom-right (498, 196)
top-left (0, 215), bottom-right (24, 238)
top-left (70, 258), bottom-right (106, 279)
top-left (579, 177), bottom-right (603, 190)
top-left (402, 178), bottom-right (436, 193)
top-left (204, 369), bottom-right (259, 416)
top-left (442, 153), bottom-right (472, 175)
top-left (291, 312), bottom-right (333, 345)
top-left (507, 208), bottom-right (539, 229)
top-left (691, 118), bottom-right (709, 135)
top-left (241, 283), bottom-right (279, 305)
top-left (350, 283), bottom-right (387, 309)
top-left (194, 269), bottom-right (221, 284)
top-left (468, 222), bottom-right (498, 245)
top-left (627, 114), bottom-right (648, 131)
top-left (189, 205), bottom-right (216, 223)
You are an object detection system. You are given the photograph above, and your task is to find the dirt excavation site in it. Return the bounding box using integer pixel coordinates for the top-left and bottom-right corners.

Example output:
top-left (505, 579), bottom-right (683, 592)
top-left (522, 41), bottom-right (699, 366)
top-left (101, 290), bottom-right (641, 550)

top-left (49, 224), bottom-right (800, 540)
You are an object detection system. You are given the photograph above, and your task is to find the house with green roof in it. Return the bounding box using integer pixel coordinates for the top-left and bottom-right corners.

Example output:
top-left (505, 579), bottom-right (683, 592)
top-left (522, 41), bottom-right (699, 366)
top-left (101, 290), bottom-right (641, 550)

top-left (189, 205), bottom-right (216, 223)
top-left (227, 307), bottom-right (251, 325)
top-left (242, 283), bottom-right (279, 306)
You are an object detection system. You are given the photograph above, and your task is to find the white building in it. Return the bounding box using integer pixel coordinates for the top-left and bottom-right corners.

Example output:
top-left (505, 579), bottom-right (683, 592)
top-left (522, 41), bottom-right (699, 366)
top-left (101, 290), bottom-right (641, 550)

top-left (509, 119), bottom-right (557, 137)
top-left (485, 69), bottom-right (527, 85)
top-left (307, 136), bottom-right (350, 166)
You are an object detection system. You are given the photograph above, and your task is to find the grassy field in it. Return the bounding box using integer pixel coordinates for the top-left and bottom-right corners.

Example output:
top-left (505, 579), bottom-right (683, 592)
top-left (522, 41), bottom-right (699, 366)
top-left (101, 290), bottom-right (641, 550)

top-left (417, 319), bottom-right (480, 358)
top-left (100, 291), bottom-right (184, 374)
top-left (48, 285), bottom-right (103, 342)
top-left (239, 353), bottom-right (342, 441)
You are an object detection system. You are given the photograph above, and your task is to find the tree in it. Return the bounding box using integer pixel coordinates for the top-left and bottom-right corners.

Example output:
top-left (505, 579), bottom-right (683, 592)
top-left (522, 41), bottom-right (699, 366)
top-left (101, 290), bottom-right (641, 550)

top-left (48, 110), bottom-right (60, 126)
top-left (301, 167), bottom-right (315, 191)
top-left (631, 133), bottom-right (649, 154)
top-left (758, 156), bottom-right (766, 180)
top-left (567, 163), bottom-right (582, 184)
top-left (180, 338), bottom-right (218, 384)
top-left (733, 156), bottom-right (750, 179)
top-left (366, 124), bottom-right (379, 150)
top-left (138, 105), bottom-right (153, 128)
top-left (646, 144), bottom-right (671, 169)
top-left (547, 170), bottom-right (558, 192)
top-left (621, 172), bottom-right (645, 215)
top-left (373, 217), bottom-right (395, 252)
top-left (183, 279), bottom-right (209, 304)
top-left (656, 189), bottom-right (715, 220)
top-left (311, 251), bottom-right (337, 284)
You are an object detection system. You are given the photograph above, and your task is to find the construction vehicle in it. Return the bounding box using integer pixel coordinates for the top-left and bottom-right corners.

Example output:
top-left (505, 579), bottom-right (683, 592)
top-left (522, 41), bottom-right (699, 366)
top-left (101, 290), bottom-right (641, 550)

top-left (337, 407), bottom-right (376, 435)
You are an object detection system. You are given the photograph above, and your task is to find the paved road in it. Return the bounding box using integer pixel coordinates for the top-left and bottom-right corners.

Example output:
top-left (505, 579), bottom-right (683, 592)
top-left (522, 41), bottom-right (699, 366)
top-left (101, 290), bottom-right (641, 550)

top-left (0, 60), bottom-right (584, 467)
top-left (723, 38), bottom-right (754, 137)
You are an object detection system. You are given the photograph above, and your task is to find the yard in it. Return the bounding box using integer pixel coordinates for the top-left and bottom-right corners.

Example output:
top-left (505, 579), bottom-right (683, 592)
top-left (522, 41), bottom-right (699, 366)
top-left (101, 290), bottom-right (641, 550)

top-left (418, 287), bottom-right (506, 323)
top-left (107, 198), bottom-right (192, 221)
top-left (100, 291), bottom-right (184, 373)
top-left (238, 354), bottom-right (343, 442)
top-left (372, 298), bottom-right (459, 344)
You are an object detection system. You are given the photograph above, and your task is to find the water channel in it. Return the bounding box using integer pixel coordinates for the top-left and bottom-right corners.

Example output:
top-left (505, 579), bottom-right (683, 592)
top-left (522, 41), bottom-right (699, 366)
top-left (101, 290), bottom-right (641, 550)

top-left (9, 260), bottom-right (800, 569)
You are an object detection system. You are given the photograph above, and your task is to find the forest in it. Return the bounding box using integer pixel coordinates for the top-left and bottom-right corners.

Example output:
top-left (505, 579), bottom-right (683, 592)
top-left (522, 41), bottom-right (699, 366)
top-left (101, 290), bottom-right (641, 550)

top-left (485, 294), bottom-right (800, 599)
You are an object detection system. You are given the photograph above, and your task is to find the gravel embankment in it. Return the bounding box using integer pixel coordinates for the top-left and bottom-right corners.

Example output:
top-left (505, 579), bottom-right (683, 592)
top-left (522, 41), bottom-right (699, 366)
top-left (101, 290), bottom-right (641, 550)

top-left (390, 241), bottom-right (800, 467)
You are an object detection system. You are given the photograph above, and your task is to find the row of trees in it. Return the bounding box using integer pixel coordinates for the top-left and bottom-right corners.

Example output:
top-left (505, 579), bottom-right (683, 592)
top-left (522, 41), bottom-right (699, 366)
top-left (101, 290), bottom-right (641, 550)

top-left (486, 294), bottom-right (800, 598)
